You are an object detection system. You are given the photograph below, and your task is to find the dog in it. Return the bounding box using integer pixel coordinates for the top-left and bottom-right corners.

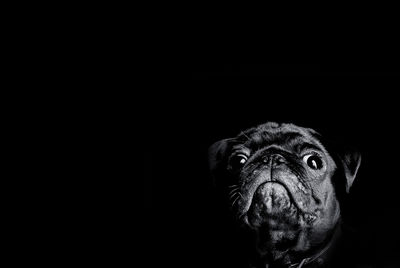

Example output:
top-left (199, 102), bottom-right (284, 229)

top-left (208, 122), bottom-right (361, 268)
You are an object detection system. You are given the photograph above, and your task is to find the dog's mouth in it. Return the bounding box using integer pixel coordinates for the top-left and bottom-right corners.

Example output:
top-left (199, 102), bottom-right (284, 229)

top-left (246, 182), bottom-right (298, 228)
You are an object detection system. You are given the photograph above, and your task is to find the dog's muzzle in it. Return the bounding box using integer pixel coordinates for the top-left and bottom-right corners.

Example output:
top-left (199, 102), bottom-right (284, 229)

top-left (247, 182), bottom-right (297, 228)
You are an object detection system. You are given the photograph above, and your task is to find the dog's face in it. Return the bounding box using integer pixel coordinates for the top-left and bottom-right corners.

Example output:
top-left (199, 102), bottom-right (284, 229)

top-left (209, 122), bottom-right (361, 264)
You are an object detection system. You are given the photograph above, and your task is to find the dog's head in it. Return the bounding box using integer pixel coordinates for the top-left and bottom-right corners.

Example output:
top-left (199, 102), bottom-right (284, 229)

top-left (208, 122), bottom-right (361, 263)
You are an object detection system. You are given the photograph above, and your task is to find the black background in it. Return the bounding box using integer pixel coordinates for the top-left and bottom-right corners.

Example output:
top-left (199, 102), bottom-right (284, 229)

top-left (143, 64), bottom-right (400, 267)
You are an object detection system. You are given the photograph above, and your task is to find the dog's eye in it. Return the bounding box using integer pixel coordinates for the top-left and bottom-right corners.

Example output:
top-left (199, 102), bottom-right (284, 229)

top-left (229, 154), bottom-right (248, 170)
top-left (303, 154), bottom-right (323, 170)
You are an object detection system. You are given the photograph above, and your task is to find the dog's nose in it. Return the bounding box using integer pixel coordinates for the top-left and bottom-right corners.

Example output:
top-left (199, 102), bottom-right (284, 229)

top-left (272, 154), bottom-right (287, 167)
top-left (263, 154), bottom-right (286, 166)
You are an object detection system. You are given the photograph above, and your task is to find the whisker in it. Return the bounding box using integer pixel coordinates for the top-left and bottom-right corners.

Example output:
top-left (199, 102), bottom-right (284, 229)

top-left (229, 192), bottom-right (238, 200)
top-left (232, 195), bottom-right (240, 207)
top-left (229, 188), bottom-right (239, 195)
top-left (228, 185), bottom-right (239, 188)
top-left (241, 131), bottom-right (251, 141)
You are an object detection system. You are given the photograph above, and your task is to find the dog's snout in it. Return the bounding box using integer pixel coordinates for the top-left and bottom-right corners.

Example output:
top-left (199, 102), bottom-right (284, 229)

top-left (262, 154), bottom-right (287, 167)
top-left (273, 154), bottom-right (286, 166)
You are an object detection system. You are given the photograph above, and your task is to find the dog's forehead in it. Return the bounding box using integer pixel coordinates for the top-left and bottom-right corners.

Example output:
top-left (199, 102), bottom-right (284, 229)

top-left (258, 122), bottom-right (320, 139)
top-left (236, 122), bottom-right (324, 151)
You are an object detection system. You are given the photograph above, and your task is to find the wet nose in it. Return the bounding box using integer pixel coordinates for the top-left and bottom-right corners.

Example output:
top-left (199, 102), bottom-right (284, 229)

top-left (263, 154), bottom-right (287, 167)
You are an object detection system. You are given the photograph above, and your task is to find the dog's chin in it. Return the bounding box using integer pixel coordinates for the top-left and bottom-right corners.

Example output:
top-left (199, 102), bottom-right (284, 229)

top-left (239, 182), bottom-right (323, 259)
top-left (246, 182), bottom-right (299, 229)
top-left (239, 183), bottom-right (303, 259)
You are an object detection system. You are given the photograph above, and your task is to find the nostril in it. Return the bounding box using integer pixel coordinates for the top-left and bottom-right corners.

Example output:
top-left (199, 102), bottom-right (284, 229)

top-left (272, 154), bottom-right (286, 165)
top-left (262, 155), bottom-right (286, 165)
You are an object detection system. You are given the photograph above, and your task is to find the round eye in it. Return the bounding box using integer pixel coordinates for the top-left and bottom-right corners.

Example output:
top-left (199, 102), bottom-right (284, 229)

top-left (303, 154), bottom-right (324, 170)
top-left (229, 154), bottom-right (248, 170)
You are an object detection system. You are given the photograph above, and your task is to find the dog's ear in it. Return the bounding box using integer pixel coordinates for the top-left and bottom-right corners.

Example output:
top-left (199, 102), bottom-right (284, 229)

top-left (315, 132), bottom-right (362, 194)
top-left (336, 148), bottom-right (362, 193)
top-left (208, 138), bottom-right (234, 175)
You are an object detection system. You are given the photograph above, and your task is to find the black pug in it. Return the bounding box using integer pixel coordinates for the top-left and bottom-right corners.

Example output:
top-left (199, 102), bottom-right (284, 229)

top-left (208, 122), bottom-right (364, 268)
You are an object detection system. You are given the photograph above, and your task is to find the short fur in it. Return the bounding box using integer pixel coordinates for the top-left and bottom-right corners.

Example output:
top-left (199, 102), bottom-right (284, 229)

top-left (208, 122), bottom-right (361, 267)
